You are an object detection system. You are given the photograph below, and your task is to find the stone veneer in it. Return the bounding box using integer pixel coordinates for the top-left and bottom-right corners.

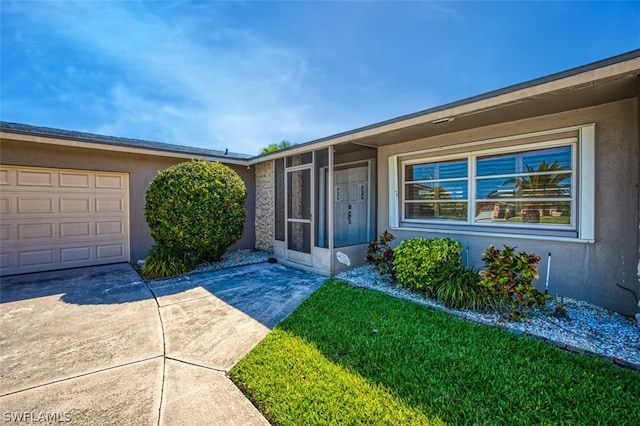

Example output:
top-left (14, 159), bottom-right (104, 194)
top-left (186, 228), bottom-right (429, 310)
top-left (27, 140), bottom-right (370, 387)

top-left (254, 161), bottom-right (274, 253)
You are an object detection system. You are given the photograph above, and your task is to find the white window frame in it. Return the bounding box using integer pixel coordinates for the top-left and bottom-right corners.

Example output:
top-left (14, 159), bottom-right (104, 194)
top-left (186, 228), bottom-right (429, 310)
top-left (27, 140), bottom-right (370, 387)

top-left (402, 153), bottom-right (470, 224)
top-left (388, 124), bottom-right (596, 242)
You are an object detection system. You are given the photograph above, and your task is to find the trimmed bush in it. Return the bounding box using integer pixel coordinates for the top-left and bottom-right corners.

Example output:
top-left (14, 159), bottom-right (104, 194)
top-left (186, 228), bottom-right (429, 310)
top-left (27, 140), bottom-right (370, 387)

top-left (393, 237), bottom-right (462, 295)
top-left (144, 160), bottom-right (247, 271)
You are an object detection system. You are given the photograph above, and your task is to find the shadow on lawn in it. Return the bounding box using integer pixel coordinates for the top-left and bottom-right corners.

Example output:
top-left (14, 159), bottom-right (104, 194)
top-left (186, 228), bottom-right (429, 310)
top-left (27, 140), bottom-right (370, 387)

top-left (272, 281), bottom-right (640, 425)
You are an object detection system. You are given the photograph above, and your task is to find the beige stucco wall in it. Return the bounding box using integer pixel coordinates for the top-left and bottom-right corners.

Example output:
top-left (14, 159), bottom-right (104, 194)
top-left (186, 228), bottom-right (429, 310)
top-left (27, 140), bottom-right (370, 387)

top-left (0, 139), bottom-right (256, 264)
top-left (254, 160), bottom-right (274, 253)
top-left (377, 98), bottom-right (639, 316)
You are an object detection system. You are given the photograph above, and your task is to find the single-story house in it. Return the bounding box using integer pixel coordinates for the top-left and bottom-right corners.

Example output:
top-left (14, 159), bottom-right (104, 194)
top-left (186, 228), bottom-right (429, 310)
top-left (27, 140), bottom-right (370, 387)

top-left (1, 49), bottom-right (639, 316)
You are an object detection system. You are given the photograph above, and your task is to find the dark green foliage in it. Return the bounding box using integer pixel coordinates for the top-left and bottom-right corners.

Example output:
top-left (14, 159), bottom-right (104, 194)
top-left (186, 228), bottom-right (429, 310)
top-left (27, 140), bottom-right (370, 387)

top-left (365, 230), bottom-right (396, 277)
top-left (393, 237), bottom-right (462, 295)
top-left (504, 160), bottom-right (571, 198)
top-left (144, 160), bottom-right (247, 276)
top-left (479, 244), bottom-right (550, 313)
top-left (141, 244), bottom-right (196, 279)
top-left (433, 264), bottom-right (499, 311)
top-left (261, 140), bottom-right (293, 154)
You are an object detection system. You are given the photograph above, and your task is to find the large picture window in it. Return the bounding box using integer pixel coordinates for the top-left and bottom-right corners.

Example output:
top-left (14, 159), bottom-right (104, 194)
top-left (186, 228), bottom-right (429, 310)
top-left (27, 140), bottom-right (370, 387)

top-left (401, 142), bottom-right (576, 229)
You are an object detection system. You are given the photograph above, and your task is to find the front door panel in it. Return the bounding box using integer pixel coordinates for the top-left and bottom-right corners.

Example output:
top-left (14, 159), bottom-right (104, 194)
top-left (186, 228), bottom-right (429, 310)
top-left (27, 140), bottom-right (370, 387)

top-left (334, 166), bottom-right (368, 248)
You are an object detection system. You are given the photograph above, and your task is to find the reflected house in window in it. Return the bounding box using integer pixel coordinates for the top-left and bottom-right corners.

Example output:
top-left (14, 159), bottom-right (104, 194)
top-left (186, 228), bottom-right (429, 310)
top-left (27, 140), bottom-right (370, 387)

top-left (477, 148), bottom-right (573, 225)
top-left (404, 159), bottom-right (468, 221)
top-left (409, 182), bottom-right (468, 220)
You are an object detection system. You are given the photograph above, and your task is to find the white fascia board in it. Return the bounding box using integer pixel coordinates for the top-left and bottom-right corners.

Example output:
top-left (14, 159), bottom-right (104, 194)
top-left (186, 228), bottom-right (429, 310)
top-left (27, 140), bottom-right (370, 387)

top-left (0, 131), bottom-right (249, 166)
top-left (249, 56), bottom-right (640, 163)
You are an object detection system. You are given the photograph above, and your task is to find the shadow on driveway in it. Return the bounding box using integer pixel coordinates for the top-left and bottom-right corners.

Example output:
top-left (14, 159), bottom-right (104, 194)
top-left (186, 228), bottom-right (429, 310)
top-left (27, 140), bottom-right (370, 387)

top-left (0, 261), bottom-right (326, 425)
top-left (0, 262), bottom-right (326, 329)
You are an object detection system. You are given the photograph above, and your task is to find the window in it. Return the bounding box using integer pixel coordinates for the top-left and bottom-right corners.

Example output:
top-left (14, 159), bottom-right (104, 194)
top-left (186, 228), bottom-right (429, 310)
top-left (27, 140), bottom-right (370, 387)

top-left (396, 131), bottom-right (588, 237)
top-left (402, 144), bottom-right (575, 228)
top-left (474, 146), bottom-right (573, 226)
top-left (403, 159), bottom-right (468, 221)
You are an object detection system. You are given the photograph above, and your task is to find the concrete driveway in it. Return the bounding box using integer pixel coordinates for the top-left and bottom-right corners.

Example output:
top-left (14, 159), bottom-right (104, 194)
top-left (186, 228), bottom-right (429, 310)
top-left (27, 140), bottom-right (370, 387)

top-left (0, 262), bottom-right (326, 425)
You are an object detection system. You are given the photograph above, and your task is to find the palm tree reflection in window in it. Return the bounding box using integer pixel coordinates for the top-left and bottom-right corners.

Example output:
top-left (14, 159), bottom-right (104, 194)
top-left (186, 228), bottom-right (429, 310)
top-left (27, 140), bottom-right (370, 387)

top-left (416, 184), bottom-right (451, 218)
top-left (486, 160), bottom-right (571, 224)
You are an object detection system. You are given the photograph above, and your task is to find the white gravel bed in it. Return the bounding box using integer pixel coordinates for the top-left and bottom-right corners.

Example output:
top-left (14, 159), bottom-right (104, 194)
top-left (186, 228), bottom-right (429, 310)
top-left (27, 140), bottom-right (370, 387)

top-left (336, 264), bottom-right (640, 370)
top-left (191, 249), bottom-right (272, 273)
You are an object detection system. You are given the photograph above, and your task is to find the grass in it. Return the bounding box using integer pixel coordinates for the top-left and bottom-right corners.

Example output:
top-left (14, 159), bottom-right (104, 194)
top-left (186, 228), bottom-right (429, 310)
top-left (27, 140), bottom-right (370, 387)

top-left (507, 216), bottom-right (570, 224)
top-left (230, 280), bottom-right (640, 425)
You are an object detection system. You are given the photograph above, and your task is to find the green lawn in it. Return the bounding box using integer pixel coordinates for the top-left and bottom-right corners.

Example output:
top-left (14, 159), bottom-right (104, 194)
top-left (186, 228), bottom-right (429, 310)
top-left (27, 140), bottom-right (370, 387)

top-left (230, 280), bottom-right (640, 425)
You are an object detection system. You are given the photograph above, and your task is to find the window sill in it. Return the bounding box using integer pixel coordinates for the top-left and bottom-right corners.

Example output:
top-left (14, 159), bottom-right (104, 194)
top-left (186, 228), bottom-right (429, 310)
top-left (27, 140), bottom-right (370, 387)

top-left (390, 224), bottom-right (594, 244)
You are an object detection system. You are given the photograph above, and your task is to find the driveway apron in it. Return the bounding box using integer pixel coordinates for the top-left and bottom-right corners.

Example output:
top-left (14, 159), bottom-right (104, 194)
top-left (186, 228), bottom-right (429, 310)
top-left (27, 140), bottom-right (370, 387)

top-left (0, 262), bottom-right (326, 425)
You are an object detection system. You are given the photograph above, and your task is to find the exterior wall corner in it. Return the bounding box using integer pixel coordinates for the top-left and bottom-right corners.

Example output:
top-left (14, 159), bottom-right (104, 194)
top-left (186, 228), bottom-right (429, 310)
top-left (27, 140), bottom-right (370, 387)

top-left (254, 160), bottom-right (275, 253)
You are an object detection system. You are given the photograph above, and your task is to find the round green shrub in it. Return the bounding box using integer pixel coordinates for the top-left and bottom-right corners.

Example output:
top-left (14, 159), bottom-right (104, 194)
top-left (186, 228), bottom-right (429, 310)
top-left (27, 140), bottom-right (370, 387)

top-left (144, 160), bottom-right (247, 266)
top-left (393, 237), bottom-right (462, 295)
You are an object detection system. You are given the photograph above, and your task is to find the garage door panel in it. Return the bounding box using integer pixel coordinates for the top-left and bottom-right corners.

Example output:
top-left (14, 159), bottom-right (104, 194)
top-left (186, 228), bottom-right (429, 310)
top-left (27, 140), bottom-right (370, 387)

top-left (0, 166), bottom-right (129, 275)
top-left (96, 198), bottom-right (124, 213)
top-left (59, 172), bottom-right (91, 188)
top-left (96, 174), bottom-right (125, 189)
top-left (60, 246), bottom-right (92, 263)
top-left (60, 222), bottom-right (92, 238)
top-left (96, 220), bottom-right (124, 236)
top-left (0, 225), bottom-right (10, 241)
top-left (18, 223), bottom-right (55, 241)
top-left (0, 252), bottom-right (11, 269)
top-left (0, 196), bottom-right (10, 214)
top-left (0, 168), bottom-right (10, 185)
top-left (97, 243), bottom-right (125, 260)
top-left (19, 249), bottom-right (56, 268)
top-left (60, 197), bottom-right (92, 213)
top-left (17, 169), bottom-right (55, 187)
top-left (17, 196), bottom-right (55, 214)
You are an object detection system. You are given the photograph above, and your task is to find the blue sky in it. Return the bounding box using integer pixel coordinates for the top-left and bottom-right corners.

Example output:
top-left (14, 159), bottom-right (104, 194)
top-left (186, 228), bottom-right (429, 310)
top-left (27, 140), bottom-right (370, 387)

top-left (2, 1), bottom-right (639, 155)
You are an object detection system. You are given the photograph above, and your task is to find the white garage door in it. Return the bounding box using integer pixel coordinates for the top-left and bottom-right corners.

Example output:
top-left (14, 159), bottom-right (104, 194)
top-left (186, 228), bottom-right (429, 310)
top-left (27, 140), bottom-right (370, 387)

top-left (0, 165), bottom-right (129, 275)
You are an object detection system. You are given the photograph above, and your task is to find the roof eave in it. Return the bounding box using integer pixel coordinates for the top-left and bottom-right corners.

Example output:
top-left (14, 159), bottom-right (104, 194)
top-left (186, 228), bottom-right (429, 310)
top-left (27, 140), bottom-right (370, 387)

top-left (0, 130), bottom-right (250, 166)
top-left (249, 49), bottom-right (640, 165)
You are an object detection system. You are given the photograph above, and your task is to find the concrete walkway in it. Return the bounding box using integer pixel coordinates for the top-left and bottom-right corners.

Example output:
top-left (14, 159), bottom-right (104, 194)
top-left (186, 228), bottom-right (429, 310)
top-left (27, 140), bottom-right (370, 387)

top-left (0, 262), bottom-right (326, 425)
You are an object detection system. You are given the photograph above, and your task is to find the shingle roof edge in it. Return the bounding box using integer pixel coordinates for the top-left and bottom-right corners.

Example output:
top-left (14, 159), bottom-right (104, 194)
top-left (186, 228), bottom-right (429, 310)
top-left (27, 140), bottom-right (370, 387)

top-left (0, 121), bottom-right (252, 160)
top-left (248, 48), bottom-right (640, 161)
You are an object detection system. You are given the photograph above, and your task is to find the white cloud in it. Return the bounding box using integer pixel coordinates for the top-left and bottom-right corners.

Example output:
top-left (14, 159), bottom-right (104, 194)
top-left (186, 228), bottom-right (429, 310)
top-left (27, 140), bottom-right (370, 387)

top-left (9, 0), bottom-right (635, 157)
top-left (4, 0), bottom-right (340, 154)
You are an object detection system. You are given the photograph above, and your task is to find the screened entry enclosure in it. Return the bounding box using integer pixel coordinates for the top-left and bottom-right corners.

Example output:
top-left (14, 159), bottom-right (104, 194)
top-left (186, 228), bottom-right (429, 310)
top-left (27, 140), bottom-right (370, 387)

top-left (273, 145), bottom-right (376, 275)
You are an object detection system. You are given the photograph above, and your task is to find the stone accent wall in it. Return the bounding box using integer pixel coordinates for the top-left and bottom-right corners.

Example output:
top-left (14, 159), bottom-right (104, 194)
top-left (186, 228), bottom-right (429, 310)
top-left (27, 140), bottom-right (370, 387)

top-left (254, 161), bottom-right (274, 253)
